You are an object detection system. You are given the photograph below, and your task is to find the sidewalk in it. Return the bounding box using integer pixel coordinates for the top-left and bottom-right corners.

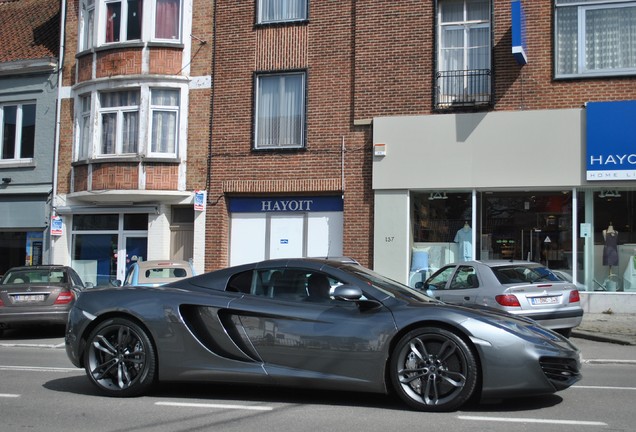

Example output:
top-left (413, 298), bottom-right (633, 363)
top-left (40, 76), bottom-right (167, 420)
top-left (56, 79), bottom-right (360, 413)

top-left (572, 312), bottom-right (636, 345)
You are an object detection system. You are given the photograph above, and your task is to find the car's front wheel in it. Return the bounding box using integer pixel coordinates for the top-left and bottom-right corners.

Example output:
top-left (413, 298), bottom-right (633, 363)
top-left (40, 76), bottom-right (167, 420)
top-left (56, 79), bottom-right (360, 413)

top-left (84, 318), bottom-right (156, 397)
top-left (390, 327), bottom-right (478, 411)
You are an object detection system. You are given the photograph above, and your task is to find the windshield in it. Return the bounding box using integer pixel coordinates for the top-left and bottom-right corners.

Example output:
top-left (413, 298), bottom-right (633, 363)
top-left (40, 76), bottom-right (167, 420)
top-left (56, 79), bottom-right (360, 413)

top-left (342, 265), bottom-right (436, 303)
top-left (491, 264), bottom-right (561, 284)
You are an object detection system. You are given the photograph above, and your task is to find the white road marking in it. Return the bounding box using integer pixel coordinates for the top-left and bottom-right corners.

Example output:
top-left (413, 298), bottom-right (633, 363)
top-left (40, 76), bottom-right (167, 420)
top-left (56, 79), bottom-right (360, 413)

top-left (573, 385), bottom-right (636, 390)
top-left (0, 393), bottom-right (20, 398)
top-left (0, 365), bottom-right (78, 373)
top-left (458, 415), bottom-right (607, 426)
top-left (156, 401), bottom-right (274, 411)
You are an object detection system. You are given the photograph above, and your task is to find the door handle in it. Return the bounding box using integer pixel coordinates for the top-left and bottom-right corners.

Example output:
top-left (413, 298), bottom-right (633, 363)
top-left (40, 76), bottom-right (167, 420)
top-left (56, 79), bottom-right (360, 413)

top-left (463, 296), bottom-right (470, 301)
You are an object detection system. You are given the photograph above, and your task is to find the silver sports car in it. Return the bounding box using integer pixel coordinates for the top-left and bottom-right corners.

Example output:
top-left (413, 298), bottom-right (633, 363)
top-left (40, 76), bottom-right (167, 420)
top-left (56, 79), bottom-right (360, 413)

top-left (65, 258), bottom-right (581, 412)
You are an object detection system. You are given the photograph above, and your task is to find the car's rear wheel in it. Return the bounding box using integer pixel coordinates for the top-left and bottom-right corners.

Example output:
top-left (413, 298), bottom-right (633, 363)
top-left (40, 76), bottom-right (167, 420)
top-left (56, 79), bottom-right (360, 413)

top-left (84, 318), bottom-right (156, 397)
top-left (555, 328), bottom-right (572, 338)
top-left (390, 327), bottom-right (478, 412)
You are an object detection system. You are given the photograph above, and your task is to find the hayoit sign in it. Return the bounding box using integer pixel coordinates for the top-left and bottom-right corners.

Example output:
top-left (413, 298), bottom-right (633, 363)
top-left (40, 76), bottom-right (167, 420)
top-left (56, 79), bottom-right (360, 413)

top-left (586, 100), bottom-right (636, 181)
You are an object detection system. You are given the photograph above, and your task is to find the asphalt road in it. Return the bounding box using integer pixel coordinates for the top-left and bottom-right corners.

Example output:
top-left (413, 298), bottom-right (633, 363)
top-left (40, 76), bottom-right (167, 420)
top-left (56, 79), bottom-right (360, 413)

top-left (1, 327), bottom-right (635, 432)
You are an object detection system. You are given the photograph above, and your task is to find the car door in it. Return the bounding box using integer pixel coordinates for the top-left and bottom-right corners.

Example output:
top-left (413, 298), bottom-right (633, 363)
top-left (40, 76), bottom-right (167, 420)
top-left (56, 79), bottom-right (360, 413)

top-left (228, 266), bottom-right (396, 387)
top-left (424, 265), bottom-right (457, 301)
top-left (438, 265), bottom-right (481, 305)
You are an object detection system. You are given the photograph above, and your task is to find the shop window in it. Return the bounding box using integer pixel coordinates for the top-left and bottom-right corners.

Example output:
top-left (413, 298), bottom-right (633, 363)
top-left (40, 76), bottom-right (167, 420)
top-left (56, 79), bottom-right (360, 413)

top-left (555, 0), bottom-right (636, 78)
top-left (256, 0), bottom-right (308, 24)
top-left (435, 0), bottom-right (491, 108)
top-left (254, 72), bottom-right (306, 149)
top-left (0, 103), bottom-right (35, 161)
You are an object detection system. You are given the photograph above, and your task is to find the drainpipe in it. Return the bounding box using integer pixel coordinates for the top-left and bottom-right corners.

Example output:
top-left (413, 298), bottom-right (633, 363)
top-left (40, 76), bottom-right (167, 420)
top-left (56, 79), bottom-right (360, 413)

top-left (50, 0), bottom-right (67, 263)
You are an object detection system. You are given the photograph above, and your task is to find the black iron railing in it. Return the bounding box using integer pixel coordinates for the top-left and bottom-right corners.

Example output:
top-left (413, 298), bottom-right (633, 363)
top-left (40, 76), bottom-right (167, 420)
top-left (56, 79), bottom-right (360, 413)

top-left (435, 69), bottom-right (492, 109)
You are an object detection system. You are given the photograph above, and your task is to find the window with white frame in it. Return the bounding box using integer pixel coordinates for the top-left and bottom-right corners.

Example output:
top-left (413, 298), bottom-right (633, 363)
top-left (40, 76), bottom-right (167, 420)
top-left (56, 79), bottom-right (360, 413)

top-left (79, 95), bottom-right (92, 160)
top-left (255, 72), bottom-right (306, 149)
top-left (99, 90), bottom-right (140, 155)
top-left (556, 0), bottom-right (636, 77)
top-left (78, 0), bottom-right (183, 50)
top-left (257, 0), bottom-right (307, 24)
top-left (1, 103), bottom-right (36, 160)
top-left (438, 0), bottom-right (491, 73)
top-left (104, 0), bottom-right (143, 43)
top-left (150, 89), bottom-right (179, 155)
top-left (80, 0), bottom-right (95, 51)
top-left (76, 87), bottom-right (183, 160)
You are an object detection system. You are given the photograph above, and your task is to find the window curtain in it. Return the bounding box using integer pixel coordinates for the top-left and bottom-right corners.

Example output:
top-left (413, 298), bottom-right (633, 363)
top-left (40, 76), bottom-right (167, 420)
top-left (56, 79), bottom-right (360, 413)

top-left (100, 91), bottom-right (139, 154)
top-left (556, 6), bottom-right (578, 75)
top-left (101, 113), bottom-right (116, 154)
top-left (257, 75), bottom-right (303, 148)
top-left (151, 90), bottom-right (179, 153)
top-left (585, 6), bottom-right (636, 71)
top-left (260, 0), bottom-right (306, 22)
top-left (122, 111), bottom-right (138, 153)
top-left (106, 2), bottom-right (121, 42)
top-left (155, 0), bottom-right (180, 39)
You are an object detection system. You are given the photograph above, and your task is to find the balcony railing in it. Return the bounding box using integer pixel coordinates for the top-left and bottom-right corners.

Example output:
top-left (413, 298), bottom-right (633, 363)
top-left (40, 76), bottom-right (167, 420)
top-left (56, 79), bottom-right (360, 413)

top-left (434, 69), bottom-right (492, 110)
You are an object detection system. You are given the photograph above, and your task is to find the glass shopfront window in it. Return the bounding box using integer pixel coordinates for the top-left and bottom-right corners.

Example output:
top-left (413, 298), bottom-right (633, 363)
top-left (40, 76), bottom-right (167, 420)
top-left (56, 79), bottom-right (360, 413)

top-left (410, 187), bottom-right (636, 293)
top-left (72, 213), bottom-right (148, 286)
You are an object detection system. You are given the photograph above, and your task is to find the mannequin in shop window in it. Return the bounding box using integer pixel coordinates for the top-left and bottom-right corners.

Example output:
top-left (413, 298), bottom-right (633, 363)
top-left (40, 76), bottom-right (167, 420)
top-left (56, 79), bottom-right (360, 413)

top-left (454, 222), bottom-right (472, 261)
top-left (602, 223), bottom-right (619, 275)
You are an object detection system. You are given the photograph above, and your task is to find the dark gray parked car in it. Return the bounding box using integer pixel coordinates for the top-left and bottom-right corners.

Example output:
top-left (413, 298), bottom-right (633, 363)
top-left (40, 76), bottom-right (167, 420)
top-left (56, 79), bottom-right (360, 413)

top-left (421, 260), bottom-right (583, 337)
top-left (65, 258), bottom-right (581, 412)
top-left (0, 265), bottom-right (93, 335)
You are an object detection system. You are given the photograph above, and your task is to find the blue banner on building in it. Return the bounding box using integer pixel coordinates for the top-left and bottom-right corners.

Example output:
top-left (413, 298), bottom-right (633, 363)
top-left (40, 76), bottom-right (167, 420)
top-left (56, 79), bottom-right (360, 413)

top-left (229, 196), bottom-right (344, 213)
top-left (587, 100), bottom-right (636, 181)
top-left (511, 0), bottom-right (527, 65)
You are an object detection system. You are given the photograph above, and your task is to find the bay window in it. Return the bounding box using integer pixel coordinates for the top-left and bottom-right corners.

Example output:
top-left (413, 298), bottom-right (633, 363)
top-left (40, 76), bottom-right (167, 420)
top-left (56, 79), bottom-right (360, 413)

top-left (254, 72), bottom-right (306, 149)
top-left (556, 0), bottom-right (636, 77)
top-left (257, 0), bottom-right (307, 24)
top-left (75, 87), bottom-right (183, 160)
top-left (1, 103), bottom-right (35, 161)
top-left (78, 0), bottom-right (183, 49)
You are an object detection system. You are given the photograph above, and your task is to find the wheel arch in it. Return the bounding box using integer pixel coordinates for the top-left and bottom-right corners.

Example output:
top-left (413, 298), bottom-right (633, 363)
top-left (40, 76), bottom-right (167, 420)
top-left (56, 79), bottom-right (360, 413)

top-left (77, 312), bottom-right (159, 371)
top-left (384, 320), bottom-right (484, 398)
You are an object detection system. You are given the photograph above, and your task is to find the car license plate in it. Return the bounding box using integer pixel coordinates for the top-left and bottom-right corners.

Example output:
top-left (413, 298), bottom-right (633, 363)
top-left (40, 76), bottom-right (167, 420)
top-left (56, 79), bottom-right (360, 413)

top-left (13, 294), bottom-right (45, 303)
top-left (530, 296), bottom-right (558, 305)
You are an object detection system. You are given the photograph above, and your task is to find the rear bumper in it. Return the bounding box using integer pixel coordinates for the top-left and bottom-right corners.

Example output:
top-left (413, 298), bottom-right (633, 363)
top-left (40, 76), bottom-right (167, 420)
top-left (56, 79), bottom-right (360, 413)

top-left (0, 310), bottom-right (69, 328)
top-left (510, 308), bottom-right (584, 330)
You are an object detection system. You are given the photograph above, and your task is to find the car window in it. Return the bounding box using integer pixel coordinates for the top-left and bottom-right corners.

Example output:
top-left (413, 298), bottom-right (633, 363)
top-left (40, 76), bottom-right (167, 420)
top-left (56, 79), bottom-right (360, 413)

top-left (124, 265), bottom-right (135, 285)
top-left (492, 264), bottom-right (560, 284)
top-left (228, 268), bottom-right (342, 303)
top-left (449, 266), bottom-right (479, 290)
top-left (425, 266), bottom-right (456, 290)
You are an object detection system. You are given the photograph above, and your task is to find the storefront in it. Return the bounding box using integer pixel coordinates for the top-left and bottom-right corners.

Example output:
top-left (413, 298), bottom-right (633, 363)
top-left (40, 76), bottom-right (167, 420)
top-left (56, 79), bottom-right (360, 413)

top-left (228, 196), bottom-right (344, 266)
top-left (372, 101), bottom-right (636, 310)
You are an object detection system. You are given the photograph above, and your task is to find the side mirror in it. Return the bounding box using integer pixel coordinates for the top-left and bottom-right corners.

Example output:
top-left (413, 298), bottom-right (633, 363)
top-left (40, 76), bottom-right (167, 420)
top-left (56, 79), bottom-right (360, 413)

top-left (332, 284), bottom-right (363, 301)
top-left (84, 282), bottom-right (95, 289)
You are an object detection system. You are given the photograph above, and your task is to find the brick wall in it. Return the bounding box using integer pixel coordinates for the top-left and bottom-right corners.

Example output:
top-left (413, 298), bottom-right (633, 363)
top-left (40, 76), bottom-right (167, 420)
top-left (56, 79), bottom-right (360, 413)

top-left (91, 163), bottom-right (139, 190)
top-left (208, 1), bottom-right (374, 271)
top-left (145, 164), bottom-right (179, 190)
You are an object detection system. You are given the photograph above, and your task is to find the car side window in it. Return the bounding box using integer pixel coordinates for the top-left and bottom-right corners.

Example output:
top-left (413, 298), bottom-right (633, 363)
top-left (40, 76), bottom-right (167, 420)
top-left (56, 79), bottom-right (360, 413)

top-left (449, 266), bottom-right (479, 290)
top-left (426, 266), bottom-right (456, 290)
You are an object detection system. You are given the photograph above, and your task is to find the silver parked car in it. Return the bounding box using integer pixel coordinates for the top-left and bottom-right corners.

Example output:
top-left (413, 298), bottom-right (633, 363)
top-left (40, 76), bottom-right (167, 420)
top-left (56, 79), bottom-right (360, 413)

top-left (420, 260), bottom-right (583, 337)
top-left (119, 260), bottom-right (196, 287)
top-left (65, 258), bottom-right (581, 412)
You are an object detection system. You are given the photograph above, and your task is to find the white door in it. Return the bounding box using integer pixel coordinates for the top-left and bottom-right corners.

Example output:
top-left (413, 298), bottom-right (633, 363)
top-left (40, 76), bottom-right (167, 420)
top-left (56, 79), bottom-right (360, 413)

top-left (269, 214), bottom-right (304, 259)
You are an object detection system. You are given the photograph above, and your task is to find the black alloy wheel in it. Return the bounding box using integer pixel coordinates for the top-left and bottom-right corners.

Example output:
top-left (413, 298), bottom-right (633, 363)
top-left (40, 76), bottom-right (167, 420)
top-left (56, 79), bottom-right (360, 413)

top-left (390, 327), bottom-right (478, 411)
top-left (84, 318), bottom-right (157, 397)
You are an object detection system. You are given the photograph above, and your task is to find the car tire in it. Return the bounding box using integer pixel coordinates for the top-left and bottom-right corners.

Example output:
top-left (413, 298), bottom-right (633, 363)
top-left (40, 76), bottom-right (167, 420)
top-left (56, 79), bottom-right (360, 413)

top-left (84, 317), bottom-right (157, 397)
top-left (390, 327), bottom-right (478, 412)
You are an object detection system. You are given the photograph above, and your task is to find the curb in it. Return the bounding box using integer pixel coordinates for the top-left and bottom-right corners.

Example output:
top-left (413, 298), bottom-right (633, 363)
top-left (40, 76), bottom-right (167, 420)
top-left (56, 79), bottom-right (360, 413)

top-left (572, 330), bottom-right (635, 346)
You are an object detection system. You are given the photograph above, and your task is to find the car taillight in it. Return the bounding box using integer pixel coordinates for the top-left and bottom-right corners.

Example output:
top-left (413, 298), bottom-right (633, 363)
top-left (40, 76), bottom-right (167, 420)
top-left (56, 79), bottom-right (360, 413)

top-left (569, 290), bottom-right (581, 303)
top-left (54, 291), bottom-right (74, 305)
top-left (0, 298), bottom-right (4, 307)
top-left (495, 294), bottom-right (521, 307)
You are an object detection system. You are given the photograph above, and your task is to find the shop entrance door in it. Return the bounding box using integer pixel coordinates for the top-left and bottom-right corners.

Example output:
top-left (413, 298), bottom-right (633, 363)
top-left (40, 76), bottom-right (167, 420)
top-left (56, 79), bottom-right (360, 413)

top-left (119, 236), bottom-right (147, 281)
top-left (269, 214), bottom-right (304, 259)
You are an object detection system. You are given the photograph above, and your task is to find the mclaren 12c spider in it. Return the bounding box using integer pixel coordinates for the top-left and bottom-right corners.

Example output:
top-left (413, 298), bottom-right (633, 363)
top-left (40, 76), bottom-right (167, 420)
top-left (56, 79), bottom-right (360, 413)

top-left (65, 258), bottom-right (581, 412)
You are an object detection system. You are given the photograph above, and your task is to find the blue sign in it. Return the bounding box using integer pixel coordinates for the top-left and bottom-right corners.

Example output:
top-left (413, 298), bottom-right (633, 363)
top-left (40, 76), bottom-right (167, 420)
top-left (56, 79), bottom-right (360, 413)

top-left (511, 0), bottom-right (527, 65)
top-left (587, 100), bottom-right (636, 181)
top-left (229, 196), bottom-right (344, 213)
